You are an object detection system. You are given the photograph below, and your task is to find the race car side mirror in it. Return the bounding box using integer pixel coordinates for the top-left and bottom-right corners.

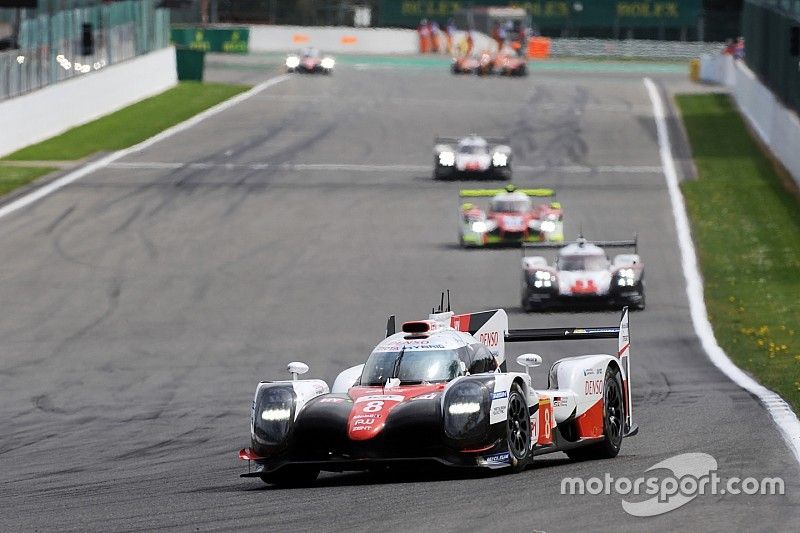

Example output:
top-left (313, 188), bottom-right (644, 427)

top-left (287, 361), bottom-right (310, 380)
top-left (516, 354), bottom-right (542, 377)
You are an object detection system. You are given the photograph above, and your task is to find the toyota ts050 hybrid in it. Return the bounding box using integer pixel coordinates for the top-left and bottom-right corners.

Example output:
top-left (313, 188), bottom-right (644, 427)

top-left (238, 297), bottom-right (637, 486)
top-left (458, 185), bottom-right (564, 247)
top-left (521, 236), bottom-right (645, 312)
top-left (285, 47), bottom-right (335, 74)
top-left (434, 135), bottom-right (512, 180)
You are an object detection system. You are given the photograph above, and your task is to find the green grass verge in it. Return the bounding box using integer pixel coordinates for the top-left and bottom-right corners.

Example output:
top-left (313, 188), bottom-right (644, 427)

top-left (677, 93), bottom-right (800, 411)
top-left (0, 166), bottom-right (56, 196)
top-left (3, 81), bottom-right (249, 162)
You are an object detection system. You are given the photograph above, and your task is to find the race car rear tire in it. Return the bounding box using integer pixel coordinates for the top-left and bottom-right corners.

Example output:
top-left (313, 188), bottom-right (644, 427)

top-left (566, 367), bottom-right (624, 461)
top-left (506, 383), bottom-right (531, 472)
top-left (260, 466), bottom-right (320, 487)
top-left (492, 167), bottom-right (512, 181)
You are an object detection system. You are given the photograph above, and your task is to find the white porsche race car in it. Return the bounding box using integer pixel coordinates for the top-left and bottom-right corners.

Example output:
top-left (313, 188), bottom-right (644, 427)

top-left (238, 296), bottom-right (638, 486)
top-left (434, 135), bottom-right (512, 180)
top-left (521, 236), bottom-right (645, 311)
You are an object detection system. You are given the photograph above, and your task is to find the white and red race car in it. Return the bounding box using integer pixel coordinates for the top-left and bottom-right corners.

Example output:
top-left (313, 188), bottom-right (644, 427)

top-left (285, 47), bottom-right (335, 74)
top-left (238, 297), bottom-right (637, 486)
top-left (459, 185), bottom-right (564, 247)
top-left (434, 135), bottom-right (512, 180)
top-left (521, 236), bottom-right (645, 311)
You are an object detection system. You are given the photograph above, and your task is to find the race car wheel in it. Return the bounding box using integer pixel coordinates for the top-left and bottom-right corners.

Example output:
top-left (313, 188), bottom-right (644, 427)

top-left (635, 291), bottom-right (646, 311)
top-left (506, 384), bottom-right (531, 472)
top-left (260, 466), bottom-right (320, 487)
top-left (567, 367), bottom-right (625, 461)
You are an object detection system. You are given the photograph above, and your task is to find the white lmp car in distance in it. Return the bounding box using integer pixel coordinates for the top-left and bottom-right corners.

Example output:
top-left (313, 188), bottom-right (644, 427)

top-left (521, 236), bottom-right (645, 311)
top-left (434, 135), bottom-right (512, 180)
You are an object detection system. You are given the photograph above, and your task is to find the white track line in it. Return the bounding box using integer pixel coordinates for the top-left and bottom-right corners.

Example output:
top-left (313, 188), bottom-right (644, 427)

top-left (643, 77), bottom-right (800, 465)
top-left (0, 74), bottom-right (290, 221)
top-left (106, 161), bottom-right (663, 174)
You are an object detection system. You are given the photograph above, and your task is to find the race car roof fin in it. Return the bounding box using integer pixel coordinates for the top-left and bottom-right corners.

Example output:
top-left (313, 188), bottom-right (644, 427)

top-left (385, 315), bottom-right (396, 338)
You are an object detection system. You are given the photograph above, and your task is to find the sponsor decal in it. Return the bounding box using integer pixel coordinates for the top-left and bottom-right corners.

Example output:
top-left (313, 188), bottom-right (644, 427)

top-left (352, 413), bottom-right (381, 419)
top-left (491, 405), bottom-right (507, 417)
top-left (479, 331), bottom-right (500, 347)
top-left (583, 368), bottom-right (595, 376)
top-left (552, 396), bottom-right (568, 407)
top-left (320, 397), bottom-right (346, 403)
top-left (585, 379), bottom-right (604, 396)
top-left (355, 395), bottom-right (404, 403)
top-left (491, 390), bottom-right (508, 401)
top-left (411, 393), bottom-right (438, 400)
top-left (484, 452), bottom-right (510, 465)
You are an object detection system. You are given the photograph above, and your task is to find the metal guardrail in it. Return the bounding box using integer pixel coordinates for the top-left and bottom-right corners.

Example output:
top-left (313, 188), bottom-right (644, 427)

top-left (550, 38), bottom-right (725, 60)
top-left (0, 0), bottom-right (170, 101)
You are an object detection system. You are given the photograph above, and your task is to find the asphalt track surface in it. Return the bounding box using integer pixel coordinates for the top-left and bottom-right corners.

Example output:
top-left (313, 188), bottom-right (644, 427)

top-left (1, 61), bottom-right (798, 532)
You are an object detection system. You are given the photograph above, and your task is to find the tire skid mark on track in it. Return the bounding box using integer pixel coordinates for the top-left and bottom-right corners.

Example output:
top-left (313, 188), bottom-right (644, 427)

top-left (0, 74), bottom-right (290, 223)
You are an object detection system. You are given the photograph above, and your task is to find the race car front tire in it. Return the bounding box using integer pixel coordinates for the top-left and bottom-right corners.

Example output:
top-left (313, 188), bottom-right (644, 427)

top-left (492, 167), bottom-right (512, 180)
top-left (506, 383), bottom-right (532, 472)
top-left (566, 367), bottom-right (625, 461)
top-left (434, 166), bottom-right (455, 180)
top-left (260, 465), bottom-right (320, 487)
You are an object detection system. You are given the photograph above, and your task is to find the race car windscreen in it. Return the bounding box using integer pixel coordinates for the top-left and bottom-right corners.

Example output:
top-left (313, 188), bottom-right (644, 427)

top-left (490, 199), bottom-right (530, 213)
top-left (458, 145), bottom-right (486, 154)
top-left (559, 254), bottom-right (609, 271)
top-left (360, 349), bottom-right (464, 386)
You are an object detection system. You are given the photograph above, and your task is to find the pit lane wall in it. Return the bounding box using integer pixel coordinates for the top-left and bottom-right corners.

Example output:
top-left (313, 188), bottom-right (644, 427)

top-left (0, 47), bottom-right (177, 158)
top-left (247, 25), bottom-right (497, 55)
top-left (249, 26), bottom-right (417, 54)
top-left (699, 54), bottom-right (800, 187)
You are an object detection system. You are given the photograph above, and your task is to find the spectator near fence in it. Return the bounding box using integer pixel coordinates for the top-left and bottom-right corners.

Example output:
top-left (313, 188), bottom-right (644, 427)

top-left (430, 20), bottom-right (440, 53)
top-left (491, 22), bottom-right (502, 52)
top-left (734, 37), bottom-right (745, 60)
top-left (418, 19), bottom-right (431, 53)
top-left (445, 18), bottom-right (456, 55)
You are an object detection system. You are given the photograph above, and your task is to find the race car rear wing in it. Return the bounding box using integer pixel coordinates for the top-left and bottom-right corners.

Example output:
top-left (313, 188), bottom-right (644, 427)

top-left (506, 308), bottom-right (635, 436)
top-left (435, 136), bottom-right (511, 146)
top-left (460, 188), bottom-right (555, 198)
top-left (521, 235), bottom-right (638, 253)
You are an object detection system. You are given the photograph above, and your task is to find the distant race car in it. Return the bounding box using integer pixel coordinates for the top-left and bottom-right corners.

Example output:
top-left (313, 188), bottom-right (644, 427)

top-left (285, 47), bottom-right (335, 74)
top-left (521, 236), bottom-right (645, 312)
top-left (493, 51), bottom-right (528, 76)
top-left (458, 185), bottom-right (564, 247)
top-left (451, 54), bottom-right (481, 74)
top-left (238, 297), bottom-right (638, 486)
top-left (451, 50), bottom-right (527, 76)
top-left (434, 135), bottom-right (512, 180)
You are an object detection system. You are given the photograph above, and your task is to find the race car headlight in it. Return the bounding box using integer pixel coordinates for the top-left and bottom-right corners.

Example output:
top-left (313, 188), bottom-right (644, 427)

top-left (540, 221), bottom-right (557, 233)
top-left (616, 268), bottom-right (636, 287)
top-left (286, 56), bottom-right (300, 68)
top-left (492, 152), bottom-right (508, 167)
top-left (531, 270), bottom-right (555, 288)
top-left (439, 151), bottom-right (455, 167)
top-left (321, 57), bottom-right (335, 69)
top-left (444, 380), bottom-right (489, 440)
top-left (471, 221), bottom-right (488, 233)
top-left (252, 385), bottom-right (295, 446)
